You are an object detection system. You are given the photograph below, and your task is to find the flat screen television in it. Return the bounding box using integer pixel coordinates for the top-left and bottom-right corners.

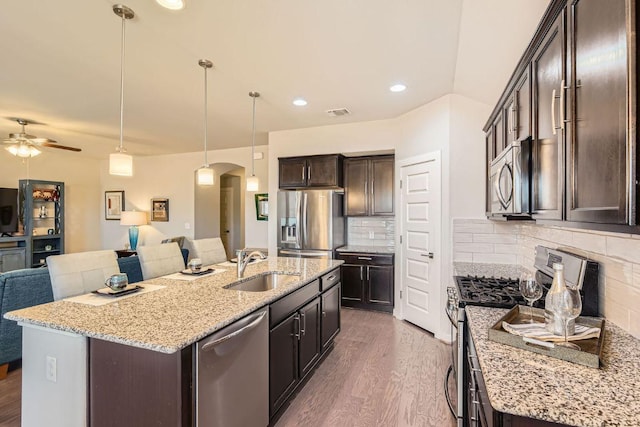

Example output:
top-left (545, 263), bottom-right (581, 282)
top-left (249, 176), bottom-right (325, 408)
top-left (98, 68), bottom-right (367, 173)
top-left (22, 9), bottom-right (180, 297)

top-left (0, 188), bottom-right (19, 236)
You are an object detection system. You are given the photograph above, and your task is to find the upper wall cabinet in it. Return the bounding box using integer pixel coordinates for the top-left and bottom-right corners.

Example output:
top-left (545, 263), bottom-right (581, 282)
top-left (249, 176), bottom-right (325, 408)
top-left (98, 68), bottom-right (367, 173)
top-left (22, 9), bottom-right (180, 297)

top-left (344, 155), bottom-right (394, 216)
top-left (279, 155), bottom-right (344, 189)
top-left (484, 0), bottom-right (636, 228)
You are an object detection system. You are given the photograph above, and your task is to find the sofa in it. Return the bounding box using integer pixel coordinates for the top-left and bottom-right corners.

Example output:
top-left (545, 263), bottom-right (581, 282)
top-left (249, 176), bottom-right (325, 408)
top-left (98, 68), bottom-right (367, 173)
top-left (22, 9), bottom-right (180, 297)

top-left (0, 249), bottom-right (188, 369)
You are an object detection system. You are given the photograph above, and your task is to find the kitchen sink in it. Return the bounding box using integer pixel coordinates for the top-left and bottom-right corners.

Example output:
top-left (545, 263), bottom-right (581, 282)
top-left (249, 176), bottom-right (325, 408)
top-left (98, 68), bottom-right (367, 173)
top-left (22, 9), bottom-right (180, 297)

top-left (224, 272), bottom-right (300, 292)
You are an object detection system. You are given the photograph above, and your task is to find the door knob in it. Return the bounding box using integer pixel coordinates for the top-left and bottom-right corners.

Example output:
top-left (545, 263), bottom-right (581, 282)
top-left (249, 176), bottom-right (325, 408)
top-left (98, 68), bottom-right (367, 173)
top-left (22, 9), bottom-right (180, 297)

top-left (421, 253), bottom-right (434, 259)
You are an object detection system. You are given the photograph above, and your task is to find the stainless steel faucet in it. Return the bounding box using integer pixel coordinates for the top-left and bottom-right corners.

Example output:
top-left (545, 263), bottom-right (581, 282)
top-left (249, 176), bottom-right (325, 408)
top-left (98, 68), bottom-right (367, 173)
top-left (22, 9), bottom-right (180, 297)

top-left (237, 248), bottom-right (267, 278)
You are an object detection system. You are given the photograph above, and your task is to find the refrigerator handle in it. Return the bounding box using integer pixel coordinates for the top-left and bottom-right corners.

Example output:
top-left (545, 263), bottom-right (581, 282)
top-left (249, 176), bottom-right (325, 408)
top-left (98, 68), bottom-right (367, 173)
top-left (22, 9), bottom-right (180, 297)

top-left (294, 192), bottom-right (302, 248)
top-left (302, 192), bottom-right (308, 247)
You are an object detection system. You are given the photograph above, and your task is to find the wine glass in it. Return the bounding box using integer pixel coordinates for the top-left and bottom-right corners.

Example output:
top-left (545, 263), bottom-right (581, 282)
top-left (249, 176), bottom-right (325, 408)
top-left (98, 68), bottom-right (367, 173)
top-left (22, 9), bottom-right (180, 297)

top-left (555, 284), bottom-right (582, 349)
top-left (519, 272), bottom-right (543, 323)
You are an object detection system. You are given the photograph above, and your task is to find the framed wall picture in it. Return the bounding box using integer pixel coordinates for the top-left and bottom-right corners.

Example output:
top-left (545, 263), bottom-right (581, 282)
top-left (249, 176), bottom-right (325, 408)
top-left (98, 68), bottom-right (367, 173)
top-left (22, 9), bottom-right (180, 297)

top-left (105, 191), bottom-right (125, 220)
top-left (151, 198), bottom-right (169, 222)
top-left (255, 193), bottom-right (268, 221)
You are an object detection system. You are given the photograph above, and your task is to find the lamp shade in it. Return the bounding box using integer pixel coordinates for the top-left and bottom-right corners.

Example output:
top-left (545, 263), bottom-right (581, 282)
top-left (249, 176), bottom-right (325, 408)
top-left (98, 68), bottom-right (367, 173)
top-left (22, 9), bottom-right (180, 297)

top-left (197, 166), bottom-right (214, 186)
top-left (120, 211), bottom-right (147, 226)
top-left (246, 175), bottom-right (259, 192)
top-left (109, 152), bottom-right (133, 176)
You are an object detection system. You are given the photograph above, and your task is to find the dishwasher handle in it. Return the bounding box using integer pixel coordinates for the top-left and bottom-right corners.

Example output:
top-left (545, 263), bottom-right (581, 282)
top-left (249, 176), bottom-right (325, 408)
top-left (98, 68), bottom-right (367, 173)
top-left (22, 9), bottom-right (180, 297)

top-left (201, 310), bottom-right (267, 352)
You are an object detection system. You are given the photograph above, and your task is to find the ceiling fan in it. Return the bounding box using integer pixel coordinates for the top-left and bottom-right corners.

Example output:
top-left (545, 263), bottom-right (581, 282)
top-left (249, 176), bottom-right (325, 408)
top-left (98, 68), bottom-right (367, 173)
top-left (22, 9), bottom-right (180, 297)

top-left (3, 118), bottom-right (81, 158)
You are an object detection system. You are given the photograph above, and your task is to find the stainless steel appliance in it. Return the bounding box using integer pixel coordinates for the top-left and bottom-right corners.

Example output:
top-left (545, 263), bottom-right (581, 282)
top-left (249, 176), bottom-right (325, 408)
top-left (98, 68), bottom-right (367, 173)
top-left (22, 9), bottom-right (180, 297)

top-left (277, 189), bottom-right (345, 258)
top-left (195, 307), bottom-right (268, 427)
top-left (489, 137), bottom-right (531, 217)
top-left (445, 245), bottom-right (599, 426)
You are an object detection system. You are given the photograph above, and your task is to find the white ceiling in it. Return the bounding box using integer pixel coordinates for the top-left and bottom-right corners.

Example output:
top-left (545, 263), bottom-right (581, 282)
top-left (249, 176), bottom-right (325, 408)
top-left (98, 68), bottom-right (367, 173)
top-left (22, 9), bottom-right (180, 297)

top-left (0, 0), bottom-right (548, 159)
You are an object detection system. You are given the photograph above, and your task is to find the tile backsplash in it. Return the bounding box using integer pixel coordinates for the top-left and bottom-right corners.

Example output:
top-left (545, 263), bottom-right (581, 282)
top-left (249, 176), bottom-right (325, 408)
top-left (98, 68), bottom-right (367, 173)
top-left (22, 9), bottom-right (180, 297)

top-left (453, 218), bottom-right (640, 338)
top-left (347, 217), bottom-right (395, 248)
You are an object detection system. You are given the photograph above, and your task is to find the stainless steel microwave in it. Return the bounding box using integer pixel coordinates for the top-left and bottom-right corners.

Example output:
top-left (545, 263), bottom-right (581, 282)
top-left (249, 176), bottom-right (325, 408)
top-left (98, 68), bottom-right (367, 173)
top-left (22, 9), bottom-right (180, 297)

top-left (489, 137), bottom-right (531, 217)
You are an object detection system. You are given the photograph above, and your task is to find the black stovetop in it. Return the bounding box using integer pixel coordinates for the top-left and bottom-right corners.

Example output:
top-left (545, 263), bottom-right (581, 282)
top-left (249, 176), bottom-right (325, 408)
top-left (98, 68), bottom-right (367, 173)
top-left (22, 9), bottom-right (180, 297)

top-left (454, 275), bottom-right (544, 309)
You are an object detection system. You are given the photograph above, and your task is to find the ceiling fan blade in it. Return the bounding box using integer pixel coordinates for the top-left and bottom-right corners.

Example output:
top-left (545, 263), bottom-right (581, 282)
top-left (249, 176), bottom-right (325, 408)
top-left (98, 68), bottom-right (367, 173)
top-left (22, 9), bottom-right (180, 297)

top-left (41, 142), bottom-right (81, 152)
top-left (30, 137), bottom-right (58, 144)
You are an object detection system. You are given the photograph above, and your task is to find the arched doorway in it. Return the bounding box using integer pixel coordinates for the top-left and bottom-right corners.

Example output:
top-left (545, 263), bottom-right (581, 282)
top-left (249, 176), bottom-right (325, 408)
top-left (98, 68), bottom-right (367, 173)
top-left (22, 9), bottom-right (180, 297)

top-left (193, 163), bottom-right (245, 258)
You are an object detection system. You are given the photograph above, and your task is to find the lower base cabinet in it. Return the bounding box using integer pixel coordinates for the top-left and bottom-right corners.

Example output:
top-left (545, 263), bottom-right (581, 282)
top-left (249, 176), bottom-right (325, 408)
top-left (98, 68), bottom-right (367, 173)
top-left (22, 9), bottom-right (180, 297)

top-left (269, 269), bottom-right (342, 420)
top-left (0, 247), bottom-right (26, 272)
top-left (337, 252), bottom-right (394, 312)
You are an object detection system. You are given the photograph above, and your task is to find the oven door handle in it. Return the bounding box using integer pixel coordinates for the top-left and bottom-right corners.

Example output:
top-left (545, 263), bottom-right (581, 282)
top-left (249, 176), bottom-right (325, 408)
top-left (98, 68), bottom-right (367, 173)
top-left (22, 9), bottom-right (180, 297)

top-left (444, 365), bottom-right (456, 418)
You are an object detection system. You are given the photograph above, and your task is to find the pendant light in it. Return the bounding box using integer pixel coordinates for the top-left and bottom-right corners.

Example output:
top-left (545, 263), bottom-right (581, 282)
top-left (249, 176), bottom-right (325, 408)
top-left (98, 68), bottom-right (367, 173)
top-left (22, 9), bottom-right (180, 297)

top-left (109, 4), bottom-right (135, 177)
top-left (246, 91), bottom-right (260, 192)
top-left (196, 59), bottom-right (214, 186)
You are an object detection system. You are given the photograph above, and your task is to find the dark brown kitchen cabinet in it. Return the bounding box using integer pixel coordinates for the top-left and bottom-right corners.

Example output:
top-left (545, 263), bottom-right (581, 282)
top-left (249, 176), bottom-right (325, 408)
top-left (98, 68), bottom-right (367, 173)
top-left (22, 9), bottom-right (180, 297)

top-left (337, 252), bottom-right (394, 312)
top-left (565, 0), bottom-right (629, 224)
top-left (344, 155), bottom-right (394, 216)
top-left (506, 68), bottom-right (531, 142)
top-left (492, 113), bottom-right (506, 159)
top-left (531, 10), bottom-right (566, 221)
top-left (321, 283), bottom-right (340, 353)
top-left (279, 154), bottom-right (344, 189)
top-left (269, 274), bottom-right (341, 420)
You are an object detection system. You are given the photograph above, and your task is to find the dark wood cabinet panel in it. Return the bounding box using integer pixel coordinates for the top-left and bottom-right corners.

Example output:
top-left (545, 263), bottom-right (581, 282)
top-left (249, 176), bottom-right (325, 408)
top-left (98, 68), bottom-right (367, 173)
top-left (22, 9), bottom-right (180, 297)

top-left (515, 68), bottom-right (531, 141)
top-left (367, 265), bottom-right (394, 305)
top-left (298, 297), bottom-right (321, 378)
top-left (270, 313), bottom-right (299, 415)
top-left (340, 264), bottom-right (364, 302)
top-left (532, 11), bottom-right (566, 221)
top-left (279, 157), bottom-right (308, 189)
top-left (89, 338), bottom-right (192, 427)
top-left (344, 158), bottom-right (369, 216)
top-left (493, 111), bottom-right (506, 157)
top-left (370, 156), bottom-right (394, 216)
top-left (279, 155), bottom-right (344, 189)
top-left (345, 155), bottom-right (394, 216)
top-left (566, 0), bottom-right (628, 224)
top-left (321, 284), bottom-right (340, 352)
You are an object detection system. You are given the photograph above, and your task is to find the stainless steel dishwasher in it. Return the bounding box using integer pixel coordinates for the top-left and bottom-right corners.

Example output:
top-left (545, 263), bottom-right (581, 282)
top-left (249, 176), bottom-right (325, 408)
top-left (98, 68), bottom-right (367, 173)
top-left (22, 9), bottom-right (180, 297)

top-left (195, 307), bottom-right (269, 427)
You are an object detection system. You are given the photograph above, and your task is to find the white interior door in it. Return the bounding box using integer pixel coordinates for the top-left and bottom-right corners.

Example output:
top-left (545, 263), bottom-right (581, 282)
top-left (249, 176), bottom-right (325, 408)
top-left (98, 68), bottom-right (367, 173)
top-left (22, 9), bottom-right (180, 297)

top-left (220, 188), bottom-right (235, 259)
top-left (400, 154), bottom-right (441, 334)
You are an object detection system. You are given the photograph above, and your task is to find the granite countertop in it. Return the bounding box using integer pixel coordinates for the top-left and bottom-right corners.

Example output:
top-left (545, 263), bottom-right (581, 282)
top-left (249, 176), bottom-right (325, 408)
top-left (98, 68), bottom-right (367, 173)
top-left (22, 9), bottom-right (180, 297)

top-left (5, 257), bottom-right (342, 354)
top-left (336, 245), bottom-right (395, 255)
top-left (453, 262), bottom-right (523, 278)
top-left (466, 306), bottom-right (640, 427)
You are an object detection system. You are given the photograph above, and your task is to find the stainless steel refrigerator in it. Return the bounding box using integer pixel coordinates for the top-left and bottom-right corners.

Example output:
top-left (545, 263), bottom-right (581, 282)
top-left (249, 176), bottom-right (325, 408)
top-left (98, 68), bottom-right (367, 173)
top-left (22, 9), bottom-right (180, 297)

top-left (277, 190), bottom-right (345, 258)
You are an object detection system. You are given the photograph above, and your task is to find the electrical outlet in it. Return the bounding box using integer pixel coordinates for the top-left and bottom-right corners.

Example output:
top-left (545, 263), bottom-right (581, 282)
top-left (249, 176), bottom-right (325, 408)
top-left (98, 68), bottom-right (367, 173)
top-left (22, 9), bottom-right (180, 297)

top-left (184, 222), bottom-right (191, 230)
top-left (46, 356), bottom-right (57, 383)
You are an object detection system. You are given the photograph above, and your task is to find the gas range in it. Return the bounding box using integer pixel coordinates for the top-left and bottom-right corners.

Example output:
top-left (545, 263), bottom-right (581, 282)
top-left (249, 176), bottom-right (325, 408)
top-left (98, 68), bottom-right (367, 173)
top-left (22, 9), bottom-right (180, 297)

top-left (453, 275), bottom-right (525, 309)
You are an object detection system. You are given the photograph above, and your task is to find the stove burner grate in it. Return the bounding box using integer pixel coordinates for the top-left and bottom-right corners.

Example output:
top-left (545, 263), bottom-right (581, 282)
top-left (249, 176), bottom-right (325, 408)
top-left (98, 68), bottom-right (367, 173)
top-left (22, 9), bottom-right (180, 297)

top-left (455, 275), bottom-right (529, 308)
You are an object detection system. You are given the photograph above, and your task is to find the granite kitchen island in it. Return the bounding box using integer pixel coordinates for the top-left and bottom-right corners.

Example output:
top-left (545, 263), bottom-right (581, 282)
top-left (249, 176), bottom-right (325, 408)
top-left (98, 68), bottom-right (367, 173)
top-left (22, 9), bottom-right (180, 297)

top-left (6, 257), bottom-right (343, 427)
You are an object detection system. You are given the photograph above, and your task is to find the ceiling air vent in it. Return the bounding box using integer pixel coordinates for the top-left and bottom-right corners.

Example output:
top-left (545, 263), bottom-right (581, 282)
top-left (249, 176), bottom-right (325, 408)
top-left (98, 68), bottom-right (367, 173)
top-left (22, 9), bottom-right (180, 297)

top-left (326, 108), bottom-right (351, 117)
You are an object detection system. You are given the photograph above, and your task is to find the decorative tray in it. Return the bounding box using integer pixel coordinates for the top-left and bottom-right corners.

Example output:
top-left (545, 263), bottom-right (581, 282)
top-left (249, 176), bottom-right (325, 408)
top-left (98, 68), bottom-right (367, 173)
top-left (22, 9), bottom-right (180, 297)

top-left (92, 285), bottom-right (143, 297)
top-left (180, 268), bottom-right (216, 276)
top-left (488, 305), bottom-right (605, 369)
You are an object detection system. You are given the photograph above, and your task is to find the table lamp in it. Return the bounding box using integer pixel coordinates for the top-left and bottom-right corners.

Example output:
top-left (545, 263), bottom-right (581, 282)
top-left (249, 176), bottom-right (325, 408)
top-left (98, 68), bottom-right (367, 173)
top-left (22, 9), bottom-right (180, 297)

top-left (120, 211), bottom-right (147, 250)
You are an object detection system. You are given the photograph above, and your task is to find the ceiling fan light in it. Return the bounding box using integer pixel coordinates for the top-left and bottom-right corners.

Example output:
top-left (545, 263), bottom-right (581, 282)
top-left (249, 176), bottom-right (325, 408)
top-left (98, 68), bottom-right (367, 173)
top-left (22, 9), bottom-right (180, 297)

top-left (109, 152), bottom-right (133, 176)
top-left (197, 166), bottom-right (214, 186)
top-left (6, 144), bottom-right (41, 158)
top-left (156, 0), bottom-right (185, 10)
top-left (246, 175), bottom-right (259, 192)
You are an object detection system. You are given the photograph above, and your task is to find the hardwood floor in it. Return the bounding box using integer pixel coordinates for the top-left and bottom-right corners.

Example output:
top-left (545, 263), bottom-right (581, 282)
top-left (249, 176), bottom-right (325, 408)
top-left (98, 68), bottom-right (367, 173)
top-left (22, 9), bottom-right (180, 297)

top-left (0, 363), bottom-right (20, 427)
top-left (0, 309), bottom-right (455, 427)
top-left (275, 308), bottom-right (456, 427)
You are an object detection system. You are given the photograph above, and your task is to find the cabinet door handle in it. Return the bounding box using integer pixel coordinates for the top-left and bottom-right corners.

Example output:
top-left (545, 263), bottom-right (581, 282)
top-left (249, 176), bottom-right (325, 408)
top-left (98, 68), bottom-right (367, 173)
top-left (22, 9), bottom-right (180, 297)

top-left (302, 166), bottom-right (305, 182)
top-left (357, 256), bottom-right (372, 261)
top-left (367, 266), bottom-right (370, 281)
top-left (512, 104), bottom-right (518, 133)
top-left (551, 88), bottom-right (557, 135)
top-left (300, 311), bottom-right (306, 336)
top-left (560, 79), bottom-right (567, 130)
top-left (360, 266), bottom-right (363, 281)
top-left (322, 311), bottom-right (327, 318)
top-left (326, 275), bottom-right (336, 281)
top-left (307, 165), bottom-right (311, 182)
top-left (294, 314), bottom-right (301, 340)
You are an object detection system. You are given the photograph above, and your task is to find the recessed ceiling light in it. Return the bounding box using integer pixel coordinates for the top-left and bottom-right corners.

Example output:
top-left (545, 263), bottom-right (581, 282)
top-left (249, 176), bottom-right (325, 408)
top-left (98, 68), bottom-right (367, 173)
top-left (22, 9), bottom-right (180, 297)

top-left (390, 84), bottom-right (407, 92)
top-left (156, 0), bottom-right (185, 10)
top-left (293, 98), bottom-right (308, 107)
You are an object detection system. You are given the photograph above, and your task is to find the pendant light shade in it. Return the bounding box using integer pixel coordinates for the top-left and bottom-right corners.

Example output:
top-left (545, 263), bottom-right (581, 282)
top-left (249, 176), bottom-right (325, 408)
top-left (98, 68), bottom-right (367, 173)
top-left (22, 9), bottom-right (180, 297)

top-left (109, 4), bottom-right (135, 177)
top-left (247, 91), bottom-right (260, 192)
top-left (197, 59), bottom-right (214, 186)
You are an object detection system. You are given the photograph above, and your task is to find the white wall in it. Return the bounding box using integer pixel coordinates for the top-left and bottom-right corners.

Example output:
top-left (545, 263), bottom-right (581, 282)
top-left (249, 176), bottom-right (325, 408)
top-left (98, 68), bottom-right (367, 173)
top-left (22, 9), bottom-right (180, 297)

top-left (100, 145), bottom-right (268, 251)
top-left (0, 150), bottom-right (102, 254)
